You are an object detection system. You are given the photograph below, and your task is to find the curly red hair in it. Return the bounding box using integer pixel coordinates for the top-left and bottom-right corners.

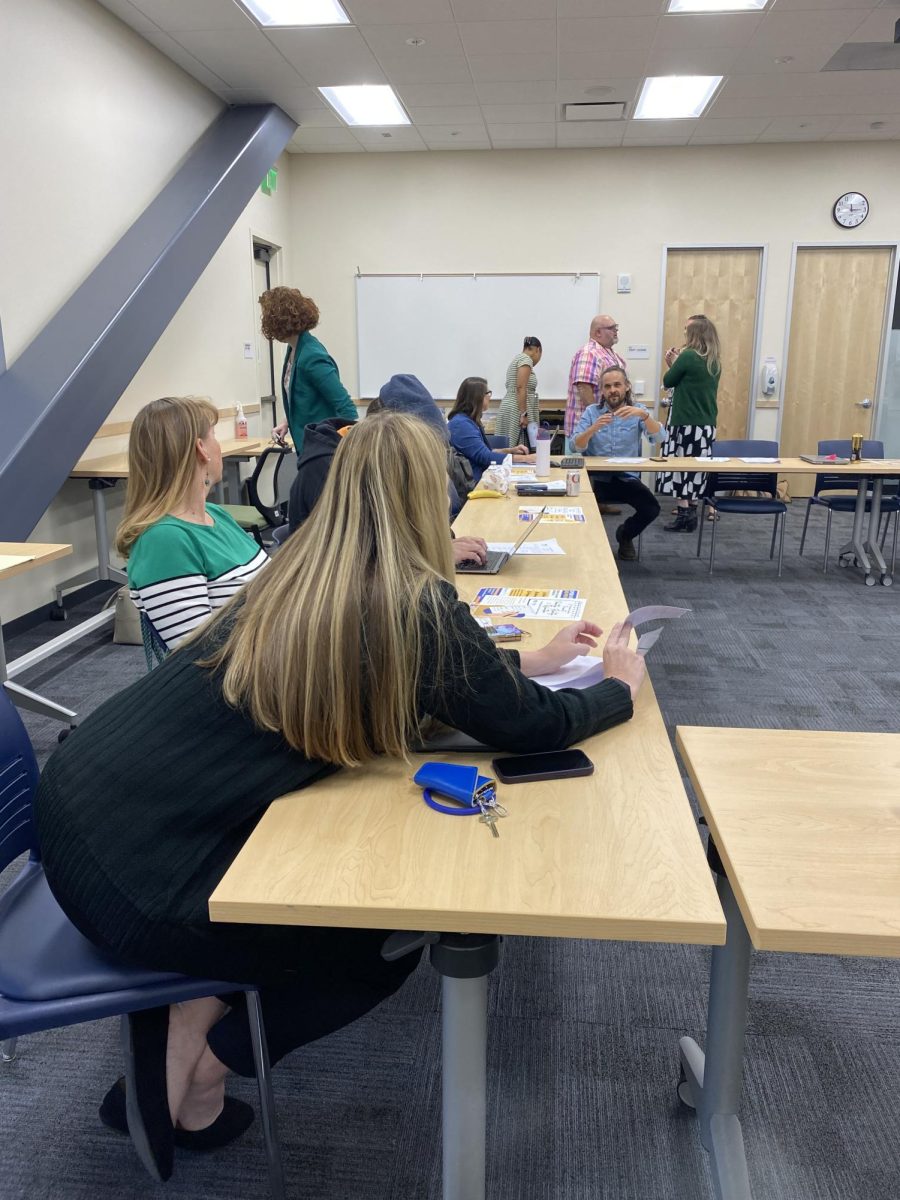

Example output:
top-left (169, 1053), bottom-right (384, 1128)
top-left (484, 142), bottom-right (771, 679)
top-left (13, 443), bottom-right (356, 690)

top-left (258, 287), bottom-right (320, 341)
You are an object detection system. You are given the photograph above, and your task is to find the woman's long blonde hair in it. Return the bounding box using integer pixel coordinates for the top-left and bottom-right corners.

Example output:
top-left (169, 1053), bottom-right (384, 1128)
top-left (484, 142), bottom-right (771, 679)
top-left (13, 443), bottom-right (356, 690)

top-left (685, 314), bottom-right (721, 377)
top-left (198, 412), bottom-right (455, 767)
top-left (116, 396), bottom-right (217, 558)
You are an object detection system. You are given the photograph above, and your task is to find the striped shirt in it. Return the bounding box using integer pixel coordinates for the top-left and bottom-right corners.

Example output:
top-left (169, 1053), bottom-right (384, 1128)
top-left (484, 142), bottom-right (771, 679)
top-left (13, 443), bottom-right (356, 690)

top-left (128, 504), bottom-right (269, 648)
top-left (565, 341), bottom-right (627, 437)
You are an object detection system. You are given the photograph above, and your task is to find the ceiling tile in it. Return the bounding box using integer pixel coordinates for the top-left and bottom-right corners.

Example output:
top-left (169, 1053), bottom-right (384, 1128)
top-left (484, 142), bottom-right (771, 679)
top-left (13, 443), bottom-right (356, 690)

top-left (351, 126), bottom-right (428, 147)
top-left (486, 121), bottom-right (555, 140)
top-left (481, 102), bottom-right (557, 123)
top-left (475, 80), bottom-right (556, 103)
top-left (622, 133), bottom-right (695, 145)
top-left (140, 30), bottom-right (233, 91)
top-left (458, 20), bottom-right (556, 56)
top-left (827, 115), bottom-right (900, 137)
top-left (646, 44), bottom-right (738, 74)
top-left (774, 0), bottom-right (878, 8)
top-left (558, 16), bottom-right (660, 53)
top-left (268, 27), bottom-right (386, 85)
top-left (130, 0), bottom-right (254, 31)
top-left (848, 8), bottom-right (900, 40)
top-left (173, 29), bottom-right (304, 88)
top-left (96, 0), bottom-right (158, 34)
top-left (557, 78), bottom-right (640, 103)
top-left (421, 125), bottom-right (492, 147)
top-left (624, 120), bottom-right (696, 140)
top-left (289, 127), bottom-right (363, 148)
top-left (343, 0), bottom-right (454, 22)
top-left (359, 22), bottom-right (463, 58)
top-left (395, 81), bottom-right (480, 105)
top-left (653, 13), bottom-right (762, 49)
top-left (558, 0), bottom-right (666, 13)
top-left (558, 49), bottom-right (651, 79)
top-left (758, 115), bottom-right (840, 138)
top-left (730, 44), bottom-right (841, 74)
top-left (377, 53), bottom-right (473, 82)
top-left (690, 133), bottom-right (761, 144)
top-left (492, 137), bottom-right (557, 149)
top-left (748, 8), bottom-right (869, 49)
top-left (556, 120), bottom-right (626, 144)
top-left (407, 105), bottom-right (485, 124)
top-left (695, 116), bottom-right (772, 136)
top-left (363, 141), bottom-right (427, 151)
top-left (449, 0), bottom-right (557, 18)
top-left (467, 52), bottom-right (557, 81)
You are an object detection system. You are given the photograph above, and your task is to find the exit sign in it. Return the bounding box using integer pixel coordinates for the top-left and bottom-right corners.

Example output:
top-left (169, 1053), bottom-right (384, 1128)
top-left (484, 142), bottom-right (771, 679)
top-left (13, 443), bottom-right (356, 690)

top-left (260, 167), bottom-right (278, 195)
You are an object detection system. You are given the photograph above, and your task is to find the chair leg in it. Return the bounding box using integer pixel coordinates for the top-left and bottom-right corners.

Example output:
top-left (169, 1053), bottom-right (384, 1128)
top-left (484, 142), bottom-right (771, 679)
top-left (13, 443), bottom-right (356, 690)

top-left (636, 532), bottom-right (641, 561)
top-left (708, 510), bottom-right (717, 575)
top-left (1, 1038), bottom-right (18, 1063)
top-left (823, 509), bottom-right (832, 575)
top-left (769, 514), bottom-right (778, 559)
top-left (777, 512), bottom-right (786, 578)
top-left (891, 511), bottom-right (899, 577)
top-left (246, 990), bottom-right (286, 1200)
top-left (696, 499), bottom-right (706, 557)
top-left (799, 499), bottom-right (812, 556)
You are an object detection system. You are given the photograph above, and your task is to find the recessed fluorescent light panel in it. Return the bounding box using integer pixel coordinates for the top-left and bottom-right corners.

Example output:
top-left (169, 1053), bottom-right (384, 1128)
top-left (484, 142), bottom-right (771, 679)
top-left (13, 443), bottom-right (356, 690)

top-left (319, 86), bottom-right (410, 126)
top-left (667, 0), bottom-right (767, 11)
top-left (240, 0), bottom-right (350, 27)
top-left (634, 76), bottom-right (722, 120)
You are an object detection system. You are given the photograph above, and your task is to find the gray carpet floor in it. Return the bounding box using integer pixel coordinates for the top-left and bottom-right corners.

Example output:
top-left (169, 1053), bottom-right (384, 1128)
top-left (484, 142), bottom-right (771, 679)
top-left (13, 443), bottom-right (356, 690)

top-left (2, 504), bottom-right (899, 1200)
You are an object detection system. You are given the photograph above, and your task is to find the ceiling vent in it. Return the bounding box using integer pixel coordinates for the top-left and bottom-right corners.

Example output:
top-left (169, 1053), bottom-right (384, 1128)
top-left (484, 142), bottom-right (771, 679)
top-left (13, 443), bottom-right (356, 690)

top-left (563, 102), bottom-right (627, 122)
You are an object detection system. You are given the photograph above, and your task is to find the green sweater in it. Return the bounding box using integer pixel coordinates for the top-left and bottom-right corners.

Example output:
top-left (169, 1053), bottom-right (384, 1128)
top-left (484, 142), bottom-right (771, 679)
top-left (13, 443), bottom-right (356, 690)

top-left (663, 348), bottom-right (719, 427)
top-left (282, 332), bottom-right (357, 454)
top-left (35, 583), bottom-right (632, 974)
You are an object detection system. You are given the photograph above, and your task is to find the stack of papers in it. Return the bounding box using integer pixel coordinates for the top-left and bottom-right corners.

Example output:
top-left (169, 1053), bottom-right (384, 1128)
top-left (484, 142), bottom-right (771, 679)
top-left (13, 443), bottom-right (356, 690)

top-left (740, 457), bottom-right (779, 463)
top-left (519, 505), bottom-right (585, 523)
top-left (472, 587), bottom-right (586, 621)
top-left (607, 457), bottom-right (647, 464)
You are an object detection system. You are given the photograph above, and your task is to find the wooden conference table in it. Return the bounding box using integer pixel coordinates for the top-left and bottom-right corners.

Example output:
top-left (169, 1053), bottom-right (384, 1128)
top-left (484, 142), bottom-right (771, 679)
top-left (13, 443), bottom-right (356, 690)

top-left (583, 455), bottom-right (900, 586)
top-left (210, 487), bottom-right (726, 1199)
top-left (674, 726), bottom-right (900, 1200)
top-left (0, 542), bottom-right (76, 727)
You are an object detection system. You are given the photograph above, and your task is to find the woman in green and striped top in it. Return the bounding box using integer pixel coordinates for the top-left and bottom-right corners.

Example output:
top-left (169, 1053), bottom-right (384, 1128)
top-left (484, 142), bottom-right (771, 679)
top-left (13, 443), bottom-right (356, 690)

top-left (495, 336), bottom-right (542, 449)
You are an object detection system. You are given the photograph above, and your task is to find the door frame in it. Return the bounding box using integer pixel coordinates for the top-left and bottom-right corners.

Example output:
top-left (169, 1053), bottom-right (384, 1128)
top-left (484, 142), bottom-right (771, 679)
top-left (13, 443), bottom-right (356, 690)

top-left (657, 243), bottom-right (768, 438)
top-left (777, 240), bottom-right (900, 445)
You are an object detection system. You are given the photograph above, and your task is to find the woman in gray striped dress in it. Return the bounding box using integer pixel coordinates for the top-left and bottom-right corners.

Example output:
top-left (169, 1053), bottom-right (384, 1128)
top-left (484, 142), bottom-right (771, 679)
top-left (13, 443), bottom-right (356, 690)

top-left (495, 336), bottom-right (542, 449)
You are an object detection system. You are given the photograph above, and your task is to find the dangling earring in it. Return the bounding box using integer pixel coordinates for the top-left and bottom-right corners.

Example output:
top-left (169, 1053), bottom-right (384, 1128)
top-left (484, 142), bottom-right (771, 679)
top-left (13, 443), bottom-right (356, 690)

top-left (203, 470), bottom-right (211, 489)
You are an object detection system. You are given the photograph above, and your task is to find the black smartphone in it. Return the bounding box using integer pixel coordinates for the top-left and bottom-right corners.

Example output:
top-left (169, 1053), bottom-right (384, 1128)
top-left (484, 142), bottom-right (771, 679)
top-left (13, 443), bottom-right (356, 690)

top-left (492, 749), bottom-right (594, 785)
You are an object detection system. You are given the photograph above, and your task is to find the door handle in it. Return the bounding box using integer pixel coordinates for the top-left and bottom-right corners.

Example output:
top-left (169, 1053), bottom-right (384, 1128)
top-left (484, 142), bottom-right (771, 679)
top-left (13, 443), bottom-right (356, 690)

top-left (856, 398), bottom-right (872, 409)
top-left (659, 397), bottom-right (671, 408)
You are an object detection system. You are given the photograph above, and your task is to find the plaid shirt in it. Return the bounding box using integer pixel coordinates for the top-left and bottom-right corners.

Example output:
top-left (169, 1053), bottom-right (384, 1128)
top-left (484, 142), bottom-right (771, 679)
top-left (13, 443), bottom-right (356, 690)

top-left (565, 341), bottom-right (627, 436)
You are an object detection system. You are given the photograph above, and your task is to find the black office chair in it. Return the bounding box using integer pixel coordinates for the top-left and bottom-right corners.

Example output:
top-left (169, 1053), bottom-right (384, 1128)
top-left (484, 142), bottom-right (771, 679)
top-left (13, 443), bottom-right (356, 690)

top-left (697, 439), bottom-right (787, 577)
top-left (221, 446), bottom-right (296, 548)
top-left (798, 439), bottom-right (900, 574)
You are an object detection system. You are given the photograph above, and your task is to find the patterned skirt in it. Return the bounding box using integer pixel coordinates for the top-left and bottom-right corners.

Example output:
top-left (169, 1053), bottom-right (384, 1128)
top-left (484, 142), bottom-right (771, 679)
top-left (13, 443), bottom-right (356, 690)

top-left (494, 395), bottom-right (539, 449)
top-left (656, 424), bottom-right (716, 500)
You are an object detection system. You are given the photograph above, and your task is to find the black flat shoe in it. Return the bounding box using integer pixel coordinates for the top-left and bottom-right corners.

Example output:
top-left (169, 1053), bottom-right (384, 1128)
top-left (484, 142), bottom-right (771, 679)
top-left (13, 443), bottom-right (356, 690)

top-left (100, 1076), bottom-right (255, 1152)
top-left (123, 1007), bottom-right (175, 1182)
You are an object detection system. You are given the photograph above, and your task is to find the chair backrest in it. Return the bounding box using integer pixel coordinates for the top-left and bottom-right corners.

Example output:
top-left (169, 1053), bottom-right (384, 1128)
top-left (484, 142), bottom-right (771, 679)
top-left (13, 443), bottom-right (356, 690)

top-left (815, 439), bottom-right (884, 495)
top-left (487, 434), bottom-right (510, 450)
top-left (0, 690), bottom-right (40, 870)
top-left (247, 446), bottom-right (294, 527)
top-left (270, 523), bottom-right (291, 548)
top-left (706, 439), bottom-right (779, 498)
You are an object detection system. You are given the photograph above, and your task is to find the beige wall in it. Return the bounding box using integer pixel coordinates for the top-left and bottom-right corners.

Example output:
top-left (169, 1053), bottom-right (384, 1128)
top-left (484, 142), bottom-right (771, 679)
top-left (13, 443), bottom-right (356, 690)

top-left (289, 143), bottom-right (900, 444)
top-left (1, 0), bottom-right (293, 621)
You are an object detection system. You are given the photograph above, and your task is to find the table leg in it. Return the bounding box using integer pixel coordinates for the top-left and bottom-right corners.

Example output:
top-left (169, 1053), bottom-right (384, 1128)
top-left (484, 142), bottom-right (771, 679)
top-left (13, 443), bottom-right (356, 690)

top-left (863, 478), bottom-right (890, 585)
top-left (222, 458), bottom-right (242, 504)
top-left (837, 475), bottom-right (871, 579)
top-left (0, 615), bottom-right (78, 728)
top-left (678, 866), bottom-right (753, 1200)
top-left (430, 933), bottom-right (501, 1200)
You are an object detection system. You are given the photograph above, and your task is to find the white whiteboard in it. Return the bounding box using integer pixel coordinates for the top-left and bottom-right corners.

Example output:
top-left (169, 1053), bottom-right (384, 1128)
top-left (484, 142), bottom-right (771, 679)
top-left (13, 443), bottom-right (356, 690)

top-left (356, 274), bottom-right (601, 400)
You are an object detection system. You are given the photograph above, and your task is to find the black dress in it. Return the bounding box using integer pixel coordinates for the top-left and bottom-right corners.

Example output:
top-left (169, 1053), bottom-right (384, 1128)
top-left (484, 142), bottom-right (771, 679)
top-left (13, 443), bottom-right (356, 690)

top-left (35, 584), bottom-right (632, 1075)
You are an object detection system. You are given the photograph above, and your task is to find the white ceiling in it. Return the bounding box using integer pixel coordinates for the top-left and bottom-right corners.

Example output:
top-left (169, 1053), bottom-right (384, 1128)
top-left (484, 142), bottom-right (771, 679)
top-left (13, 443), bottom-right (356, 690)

top-left (97, 0), bottom-right (900, 150)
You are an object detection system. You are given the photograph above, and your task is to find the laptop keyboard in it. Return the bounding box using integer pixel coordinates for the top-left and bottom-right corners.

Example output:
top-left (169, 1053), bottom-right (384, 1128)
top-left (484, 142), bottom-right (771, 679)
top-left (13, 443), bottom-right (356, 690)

top-left (458, 550), bottom-right (507, 572)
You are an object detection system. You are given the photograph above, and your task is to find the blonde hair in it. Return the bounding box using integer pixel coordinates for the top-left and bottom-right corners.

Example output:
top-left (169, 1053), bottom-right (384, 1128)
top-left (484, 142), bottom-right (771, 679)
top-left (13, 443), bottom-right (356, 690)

top-left (685, 314), bottom-right (721, 377)
top-left (197, 412), bottom-right (455, 767)
top-left (116, 396), bottom-right (218, 558)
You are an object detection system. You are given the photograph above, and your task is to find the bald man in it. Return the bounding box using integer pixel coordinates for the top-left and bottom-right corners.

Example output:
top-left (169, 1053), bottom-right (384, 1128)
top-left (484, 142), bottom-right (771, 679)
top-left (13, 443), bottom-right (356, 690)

top-left (565, 315), bottom-right (627, 439)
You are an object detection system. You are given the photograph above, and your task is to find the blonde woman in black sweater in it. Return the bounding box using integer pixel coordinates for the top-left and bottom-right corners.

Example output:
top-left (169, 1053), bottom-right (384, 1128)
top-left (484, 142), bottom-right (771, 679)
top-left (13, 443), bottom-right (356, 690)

top-left (36, 413), bottom-right (644, 1179)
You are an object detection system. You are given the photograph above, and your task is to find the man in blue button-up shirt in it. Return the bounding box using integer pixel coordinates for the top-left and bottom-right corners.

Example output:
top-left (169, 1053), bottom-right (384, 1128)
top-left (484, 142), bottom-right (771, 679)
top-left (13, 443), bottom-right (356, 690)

top-left (572, 367), bottom-right (663, 561)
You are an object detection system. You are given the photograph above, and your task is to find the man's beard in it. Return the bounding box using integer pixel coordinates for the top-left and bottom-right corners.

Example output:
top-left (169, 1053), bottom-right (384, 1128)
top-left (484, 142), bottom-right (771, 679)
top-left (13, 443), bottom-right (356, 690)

top-left (605, 392), bottom-right (632, 411)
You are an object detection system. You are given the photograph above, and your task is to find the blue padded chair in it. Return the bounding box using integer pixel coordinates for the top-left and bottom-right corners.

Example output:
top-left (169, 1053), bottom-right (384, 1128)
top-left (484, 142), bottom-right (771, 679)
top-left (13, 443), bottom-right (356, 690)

top-left (139, 610), bottom-right (168, 672)
top-left (0, 691), bottom-right (285, 1197)
top-left (486, 434), bottom-right (510, 450)
top-left (798, 439), bottom-right (900, 575)
top-left (696, 439), bottom-right (787, 577)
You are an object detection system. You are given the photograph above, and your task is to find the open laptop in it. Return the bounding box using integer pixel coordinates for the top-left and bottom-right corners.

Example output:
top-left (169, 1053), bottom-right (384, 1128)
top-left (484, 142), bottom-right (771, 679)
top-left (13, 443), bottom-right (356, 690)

top-left (455, 509), bottom-right (544, 575)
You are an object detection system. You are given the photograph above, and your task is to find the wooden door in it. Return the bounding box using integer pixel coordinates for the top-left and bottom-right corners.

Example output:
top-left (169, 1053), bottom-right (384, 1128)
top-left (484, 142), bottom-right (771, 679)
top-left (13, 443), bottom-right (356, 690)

top-left (781, 246), bottom-right (893, 495)
top-left (661, 248), bottom-right (761, 440)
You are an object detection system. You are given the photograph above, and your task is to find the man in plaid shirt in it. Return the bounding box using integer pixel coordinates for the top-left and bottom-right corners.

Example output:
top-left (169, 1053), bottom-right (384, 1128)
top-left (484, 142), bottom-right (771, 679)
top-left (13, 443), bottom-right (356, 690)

top-left (566, 315), bottom-right (628, 440)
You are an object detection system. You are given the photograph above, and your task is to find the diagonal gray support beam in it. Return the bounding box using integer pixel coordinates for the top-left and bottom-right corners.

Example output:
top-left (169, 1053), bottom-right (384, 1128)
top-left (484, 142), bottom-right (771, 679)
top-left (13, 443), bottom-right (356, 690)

top-left (0, 104), bottom-right (296, 540)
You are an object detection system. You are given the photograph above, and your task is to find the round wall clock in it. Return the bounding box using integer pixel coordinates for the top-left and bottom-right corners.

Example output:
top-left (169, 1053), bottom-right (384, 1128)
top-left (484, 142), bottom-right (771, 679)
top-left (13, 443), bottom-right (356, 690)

top-left (832, 192), bottom-right (869, 228)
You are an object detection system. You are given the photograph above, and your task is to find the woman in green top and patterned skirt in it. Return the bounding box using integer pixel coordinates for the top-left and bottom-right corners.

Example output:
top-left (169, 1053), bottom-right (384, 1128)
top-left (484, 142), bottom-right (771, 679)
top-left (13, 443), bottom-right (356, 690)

top-left (495, 336), bottom-right (542, 449)
top-left (118, 397), bottom-right (269, 648)
top-left (658, 315), bottom-right (721, 532)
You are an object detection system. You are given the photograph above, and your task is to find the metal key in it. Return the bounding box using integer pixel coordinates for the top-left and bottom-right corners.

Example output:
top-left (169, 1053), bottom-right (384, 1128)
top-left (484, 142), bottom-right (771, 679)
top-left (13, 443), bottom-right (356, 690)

top-left (479, 806), bottom-right (500, 838)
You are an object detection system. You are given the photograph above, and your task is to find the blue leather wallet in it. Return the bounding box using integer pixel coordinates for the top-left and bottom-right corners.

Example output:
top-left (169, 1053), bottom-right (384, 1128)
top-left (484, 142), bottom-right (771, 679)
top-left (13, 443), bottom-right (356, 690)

top-left (413, 762), bottom-right (496, 807)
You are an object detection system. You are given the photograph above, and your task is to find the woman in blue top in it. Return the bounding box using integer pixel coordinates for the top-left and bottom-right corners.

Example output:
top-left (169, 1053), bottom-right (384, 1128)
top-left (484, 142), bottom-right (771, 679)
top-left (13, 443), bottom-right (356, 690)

top-left (447, 377), bottom-right (533, 485)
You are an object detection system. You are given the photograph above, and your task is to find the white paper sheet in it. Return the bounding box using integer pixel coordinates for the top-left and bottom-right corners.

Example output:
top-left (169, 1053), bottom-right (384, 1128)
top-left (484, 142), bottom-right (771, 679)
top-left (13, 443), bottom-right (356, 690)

top-left (485, 539), bottom-right (566, 556)
top-left (695, 456), bottom-right (730, 462)
top-left (624, 605), bottom-right (690, 656)
top-left (519, 505), bottom-right (585, 523)
top-left (532, 655), bottom-right (605, 691)
top-left (0, 554), bottom-right (35, 571)
top-left (607, 457), bottom-right (647, 464)
top-left (740, 457), bottom-right (779, 463)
